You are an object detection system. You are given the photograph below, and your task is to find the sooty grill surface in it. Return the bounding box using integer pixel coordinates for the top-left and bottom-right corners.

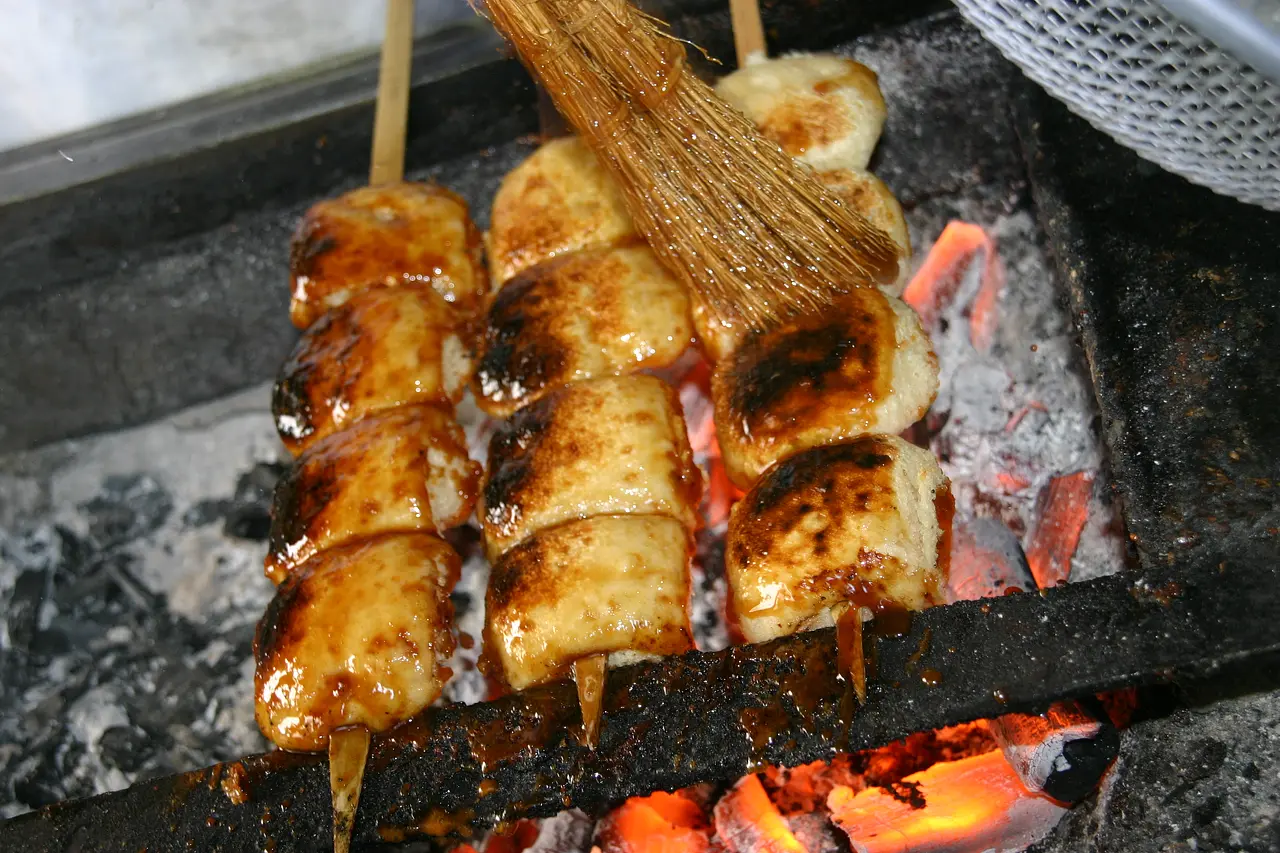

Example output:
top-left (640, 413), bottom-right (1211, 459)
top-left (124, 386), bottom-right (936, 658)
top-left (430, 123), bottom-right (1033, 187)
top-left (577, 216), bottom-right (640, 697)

top-left (1014, 79), bottom-right (1280, 853)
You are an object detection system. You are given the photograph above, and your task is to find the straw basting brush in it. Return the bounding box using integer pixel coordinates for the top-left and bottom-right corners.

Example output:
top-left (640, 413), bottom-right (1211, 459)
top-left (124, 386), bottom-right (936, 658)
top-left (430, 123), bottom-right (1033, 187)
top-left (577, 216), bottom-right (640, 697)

top-left (474, 0), bottom-right (901, 329)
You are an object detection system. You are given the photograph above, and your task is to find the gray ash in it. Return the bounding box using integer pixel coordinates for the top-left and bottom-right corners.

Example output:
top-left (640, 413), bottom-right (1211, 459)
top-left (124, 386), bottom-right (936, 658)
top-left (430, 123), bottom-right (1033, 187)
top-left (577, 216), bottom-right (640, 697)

top-left (0, 386), bottom-right (281, 818)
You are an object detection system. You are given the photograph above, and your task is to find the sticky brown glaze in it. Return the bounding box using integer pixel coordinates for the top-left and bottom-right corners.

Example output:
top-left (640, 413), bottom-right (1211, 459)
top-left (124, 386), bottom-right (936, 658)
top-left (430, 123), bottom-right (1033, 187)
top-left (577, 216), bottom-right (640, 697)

top-left (272, 285), bottom-right (473, 455)
top-left (691, 169), bottom-right (910, 360)
top-left (472, 246), bottom-right (695, 417)
top-left (756, 63), bottom-right (878, 158)
top-left (264, 404), bottom-right (480, 584)
top-left (483, 515), bottom-right (694, 691)
top-left (726, 436), bottom-right (950, 644)
top-left (715, 55), bottom-right (887, 172)
top-left (486, 137), bottom-right (639, 287)
top-left (288, 183), bottom-right (485, 329)
top-left (479, 375), bottom-right (703, 561)
top-left (254, 533), bottom-right (460, 752)
top-left (816, 168), bottom-right (911, 260)
top-left (712, 288), bottom-right (937, 488)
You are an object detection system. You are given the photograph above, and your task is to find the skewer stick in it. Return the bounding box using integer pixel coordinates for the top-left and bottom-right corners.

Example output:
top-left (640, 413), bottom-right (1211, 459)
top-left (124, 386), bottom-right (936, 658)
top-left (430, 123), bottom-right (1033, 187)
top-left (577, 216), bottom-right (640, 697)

top-left (328, 725), bottom-right (372, 853)
top-left (326, 3), bottom-right (414, 841)
top-left (729, 0), bottom-right (767, 67)
top-left (834, 603), bottom-right (867, 705)
top-left (573, 653), bottom-right (609, 748)
top-left (370, 0), bottom-right (416, 186)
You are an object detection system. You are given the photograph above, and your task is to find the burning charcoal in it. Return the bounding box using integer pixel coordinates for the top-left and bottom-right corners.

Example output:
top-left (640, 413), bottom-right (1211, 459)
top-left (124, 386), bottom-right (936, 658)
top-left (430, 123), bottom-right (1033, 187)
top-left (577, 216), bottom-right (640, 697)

top-left (523, 809), bottom-right (594, 853)
top-left (97, 725), bottom-right (154, 775)
top-left (79, 475), bottom-right (174, 549)
top-left (988, 698), bottom-right (1119, 805)
top-left (947, 517), bottom-right (1034, 602)
top-left (947, 515), bottom-right (1117, 801)
top-left (828, 751), bottom-right (1070, 853)
top-left (227, 462), bottom-right (287, 541)
top-left (1025, 472), bottom-right (1094, 589)
top-left (785, 812), bottom-right (853, 853)
top-left (713, 775), bottom-right (806, 853)
top-left (221, 506), bottom-right (271, 542)
top-left (902, 220), bottom-right (1004, 353)
top-left (180, 499), bottom-right (234, 529)
top-left (599, 791), bottom-right (713, 853)
top-left (5, 570), bottom-right (47, 654)
top-left (480, 820), bottom-right (542, 853)
top-left (181, 462), bottom-right (285, 541)
top-left (232, 462), bottom-right (286, 506)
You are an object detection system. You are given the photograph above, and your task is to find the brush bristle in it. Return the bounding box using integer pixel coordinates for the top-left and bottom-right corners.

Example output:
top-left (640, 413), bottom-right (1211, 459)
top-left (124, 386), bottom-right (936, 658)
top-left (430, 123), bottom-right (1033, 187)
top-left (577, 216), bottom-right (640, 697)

top-left (480, 0), bottom-right (901, 330)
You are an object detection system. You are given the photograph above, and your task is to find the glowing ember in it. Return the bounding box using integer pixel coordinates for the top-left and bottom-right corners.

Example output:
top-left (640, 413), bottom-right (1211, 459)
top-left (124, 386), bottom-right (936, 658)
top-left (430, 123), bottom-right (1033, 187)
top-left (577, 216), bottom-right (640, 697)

top-left (478, 820), bottom-right (540, 853)
top-left (679, 360), bottom-right (741, 528)
top-left (994, 471), bottom-right (1030, 494)
top-left (947, 518), bottom-right (1032, 603)
top-left (1024, 471), bottom-right (1095, 588)
top-left (902, 221), bottom-right (1005, 353)
top-left (599, 791), bottom-right (712, 853)
top-left (714, 775), bottom-right (808, 853)
top-left (1003, 402), bottom-right (1047, 434)
top-left (828, 751), bottom-right (1069, 853)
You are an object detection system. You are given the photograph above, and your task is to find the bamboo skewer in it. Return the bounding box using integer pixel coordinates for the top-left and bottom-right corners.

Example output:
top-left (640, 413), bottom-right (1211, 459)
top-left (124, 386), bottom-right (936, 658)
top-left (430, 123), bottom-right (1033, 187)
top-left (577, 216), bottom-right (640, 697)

top-left (574, 653), bottom-right (609, 749)
top-left (326, 4), bottom-right (417, 850)
top-left (729, 0), bottom-right (767, 66)
top-left (370, 0), bottom-right (416, 186)
top-left (328, 727), bottom-right (372, 853)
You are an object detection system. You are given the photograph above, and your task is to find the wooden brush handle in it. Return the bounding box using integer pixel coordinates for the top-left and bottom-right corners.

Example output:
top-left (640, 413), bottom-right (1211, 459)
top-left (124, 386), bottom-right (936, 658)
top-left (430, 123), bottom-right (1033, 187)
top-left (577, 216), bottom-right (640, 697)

top-left (370, 0), bottom-right (416, 186)
top-left (729, 0), bottom-right (767, 66)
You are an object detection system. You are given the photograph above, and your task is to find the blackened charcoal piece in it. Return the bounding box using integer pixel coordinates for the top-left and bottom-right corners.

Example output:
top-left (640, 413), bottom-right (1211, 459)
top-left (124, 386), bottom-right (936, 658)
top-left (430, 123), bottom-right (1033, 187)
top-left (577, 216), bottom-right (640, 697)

top-left (222, 506), bottom-right (272, 542)
top-left (989, 699), bottom-right (1119, 804)
top-left (227, 462), bottom-right (287, 540)
top-left (6, 569), bottom-right (47, 653)
top-left (182, 500), bottom-right (234, 529)
top-left (181, 462), bottom-right (285, 540)
top-left (98, 725), bottom-right (154, 775)
top-left (233, 462), bottom-right (287, 507)
top-left (79, 475), bottom-right (173, 549)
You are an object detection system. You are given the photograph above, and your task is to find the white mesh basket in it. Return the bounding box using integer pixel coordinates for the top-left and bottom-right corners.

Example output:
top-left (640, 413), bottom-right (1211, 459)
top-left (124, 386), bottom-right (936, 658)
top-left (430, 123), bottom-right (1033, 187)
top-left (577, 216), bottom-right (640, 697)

top-left (952, 0), bottom-right (1280, 210)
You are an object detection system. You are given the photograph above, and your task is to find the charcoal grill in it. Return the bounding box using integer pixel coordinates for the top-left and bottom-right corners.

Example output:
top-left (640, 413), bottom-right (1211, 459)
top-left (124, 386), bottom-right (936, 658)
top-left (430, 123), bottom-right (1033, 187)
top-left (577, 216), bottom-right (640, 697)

top-left (1, 1), bottom-right (1278, 850)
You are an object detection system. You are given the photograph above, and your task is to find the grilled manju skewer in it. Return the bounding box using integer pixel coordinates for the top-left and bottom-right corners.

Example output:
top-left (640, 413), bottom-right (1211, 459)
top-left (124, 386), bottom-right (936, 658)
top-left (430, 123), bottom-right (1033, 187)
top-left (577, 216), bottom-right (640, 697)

top-left (690, 40), bottom-right (953, 696)
top-left (472, 46), bottom-right (917, 737)
top-left (260, 170), bottom-right (482, 851)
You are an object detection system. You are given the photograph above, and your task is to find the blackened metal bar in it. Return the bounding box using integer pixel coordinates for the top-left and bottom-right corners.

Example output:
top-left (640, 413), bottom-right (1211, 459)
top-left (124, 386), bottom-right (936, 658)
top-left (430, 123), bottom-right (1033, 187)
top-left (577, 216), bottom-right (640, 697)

top-left (5, 557), bottom-right (1279, 851)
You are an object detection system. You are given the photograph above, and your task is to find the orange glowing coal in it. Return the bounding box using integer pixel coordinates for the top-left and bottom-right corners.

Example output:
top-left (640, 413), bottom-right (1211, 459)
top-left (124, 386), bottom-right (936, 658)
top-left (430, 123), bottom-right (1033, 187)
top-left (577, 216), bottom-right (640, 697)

top-left (903, 221), bottom-right (1005, 352)
top-left (678, 358), bottom-right (744, 528)
top-left (828, 750), bottom-right (1068, 853)
top-left (599, 790), bottom-right (713, 853)
top-left (1025, 471), bottom-right (1094, 589)
top-left (714, 775), bottom-right (808, 853)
